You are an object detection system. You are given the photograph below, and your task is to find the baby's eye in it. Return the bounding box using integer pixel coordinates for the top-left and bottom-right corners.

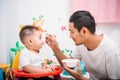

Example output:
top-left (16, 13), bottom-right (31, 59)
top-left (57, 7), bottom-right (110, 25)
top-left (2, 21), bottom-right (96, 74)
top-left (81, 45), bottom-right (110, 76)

top-left (39, 37), bottom-right (42, 39)
top-left (39, 35), bottom-right (42, 39)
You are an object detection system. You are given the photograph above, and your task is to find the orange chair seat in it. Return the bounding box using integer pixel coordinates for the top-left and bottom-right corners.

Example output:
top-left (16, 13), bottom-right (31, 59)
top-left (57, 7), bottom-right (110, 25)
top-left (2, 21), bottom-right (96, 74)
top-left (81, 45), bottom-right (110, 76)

top-left (11, 51), bottom-right (62, 80)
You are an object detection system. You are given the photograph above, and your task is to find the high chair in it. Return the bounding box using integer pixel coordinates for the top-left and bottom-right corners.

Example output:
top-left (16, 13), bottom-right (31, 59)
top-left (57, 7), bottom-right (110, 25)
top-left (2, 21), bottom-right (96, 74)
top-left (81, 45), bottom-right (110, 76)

top-left (11, 51), bottom-right (62, 80)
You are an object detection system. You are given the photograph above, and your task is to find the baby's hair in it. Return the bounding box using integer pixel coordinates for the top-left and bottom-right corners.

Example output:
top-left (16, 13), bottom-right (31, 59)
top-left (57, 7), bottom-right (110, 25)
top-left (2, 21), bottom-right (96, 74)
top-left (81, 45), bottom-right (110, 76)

top-left (19, 25), bottom-right (39, 44)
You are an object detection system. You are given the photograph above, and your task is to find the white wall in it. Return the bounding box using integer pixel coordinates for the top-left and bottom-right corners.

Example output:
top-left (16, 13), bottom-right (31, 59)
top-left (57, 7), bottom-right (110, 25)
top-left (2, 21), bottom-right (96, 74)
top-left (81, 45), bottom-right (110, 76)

top-left (0, 0), bottom-right (7, 63)
top-left (0, 0), bottom-right (120, 63)
top-left (96, 23), bottom-right (120, 47)
top-left (0, 0), bottom-right (74, 63)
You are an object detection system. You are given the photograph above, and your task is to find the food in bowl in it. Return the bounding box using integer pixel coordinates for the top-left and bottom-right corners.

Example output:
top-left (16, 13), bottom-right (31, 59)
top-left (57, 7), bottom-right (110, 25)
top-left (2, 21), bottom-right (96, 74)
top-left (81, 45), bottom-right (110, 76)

top-left (62, 59), bottom-right (80, 68)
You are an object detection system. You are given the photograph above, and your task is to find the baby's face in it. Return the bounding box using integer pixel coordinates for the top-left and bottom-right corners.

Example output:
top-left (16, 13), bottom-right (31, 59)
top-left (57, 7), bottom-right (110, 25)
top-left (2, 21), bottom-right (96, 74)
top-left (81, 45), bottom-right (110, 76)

top-left (30, 30), bottom-right (44, 51)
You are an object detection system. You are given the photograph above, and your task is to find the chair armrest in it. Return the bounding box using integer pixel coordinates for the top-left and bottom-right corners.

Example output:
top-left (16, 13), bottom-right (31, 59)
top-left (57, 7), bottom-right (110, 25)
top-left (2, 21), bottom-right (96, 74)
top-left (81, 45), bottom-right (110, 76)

top-left (11, 67), bottom-right (62, 78)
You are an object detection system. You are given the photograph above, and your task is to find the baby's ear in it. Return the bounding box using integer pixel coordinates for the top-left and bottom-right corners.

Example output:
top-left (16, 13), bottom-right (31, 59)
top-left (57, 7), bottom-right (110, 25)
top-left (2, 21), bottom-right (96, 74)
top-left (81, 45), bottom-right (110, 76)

top-left (27, 39), bottom-right (33, 45)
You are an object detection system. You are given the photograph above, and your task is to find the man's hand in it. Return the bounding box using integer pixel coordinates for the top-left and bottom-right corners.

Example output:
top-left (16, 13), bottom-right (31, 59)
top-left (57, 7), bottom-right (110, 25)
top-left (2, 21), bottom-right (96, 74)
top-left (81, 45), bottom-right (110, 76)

top-left (45, 34), bottom-right (58, 49)
top-left (63, 62), bottom-right (84, 80)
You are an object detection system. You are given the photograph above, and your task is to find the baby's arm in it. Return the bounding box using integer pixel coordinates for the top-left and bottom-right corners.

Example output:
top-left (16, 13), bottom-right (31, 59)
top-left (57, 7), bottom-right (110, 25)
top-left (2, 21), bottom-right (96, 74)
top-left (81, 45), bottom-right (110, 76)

top-left (22, 65), bottom-right (53, 73)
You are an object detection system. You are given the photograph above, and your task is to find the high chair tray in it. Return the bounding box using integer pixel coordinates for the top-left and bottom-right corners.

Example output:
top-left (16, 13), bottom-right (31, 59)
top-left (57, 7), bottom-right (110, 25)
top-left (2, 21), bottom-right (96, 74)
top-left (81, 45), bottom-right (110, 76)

top-left (11, 67), bottom-right (62, 77)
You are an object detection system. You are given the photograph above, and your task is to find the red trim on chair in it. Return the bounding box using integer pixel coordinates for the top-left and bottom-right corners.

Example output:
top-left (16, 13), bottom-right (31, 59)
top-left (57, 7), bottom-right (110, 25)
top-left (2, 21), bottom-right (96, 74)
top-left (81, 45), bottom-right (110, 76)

top-left (11, 67), bottom-right (62, 78)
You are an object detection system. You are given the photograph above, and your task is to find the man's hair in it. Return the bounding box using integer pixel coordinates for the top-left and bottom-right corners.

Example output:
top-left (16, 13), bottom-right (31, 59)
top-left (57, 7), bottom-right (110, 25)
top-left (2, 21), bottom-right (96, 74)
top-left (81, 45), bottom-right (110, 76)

top-left (69, 10), bottom-right (96, 34)
top-left (19, 25), bottom-right (39, 44)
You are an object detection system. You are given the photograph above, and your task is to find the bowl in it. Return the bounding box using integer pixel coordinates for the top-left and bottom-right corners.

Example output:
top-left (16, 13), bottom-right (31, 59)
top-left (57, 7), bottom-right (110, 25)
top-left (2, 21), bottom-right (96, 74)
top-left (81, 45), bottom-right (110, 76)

top-left (62, 59), bottom-right (80, 68)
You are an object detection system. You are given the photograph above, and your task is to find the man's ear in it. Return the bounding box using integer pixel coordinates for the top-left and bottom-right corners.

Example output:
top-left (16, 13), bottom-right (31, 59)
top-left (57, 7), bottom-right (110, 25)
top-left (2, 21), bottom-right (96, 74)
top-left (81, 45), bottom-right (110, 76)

top-left (80, 27), bottom-right (87, 35)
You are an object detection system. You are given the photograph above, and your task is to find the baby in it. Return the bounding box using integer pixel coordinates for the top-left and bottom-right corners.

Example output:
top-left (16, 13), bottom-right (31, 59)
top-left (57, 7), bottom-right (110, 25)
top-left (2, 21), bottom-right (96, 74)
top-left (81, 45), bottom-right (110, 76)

top-left (19, 25), bottom-right (54, 80)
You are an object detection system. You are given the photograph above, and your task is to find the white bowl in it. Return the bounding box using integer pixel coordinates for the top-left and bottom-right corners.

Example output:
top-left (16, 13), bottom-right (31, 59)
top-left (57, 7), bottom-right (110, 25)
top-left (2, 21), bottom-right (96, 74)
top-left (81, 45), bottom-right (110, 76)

top-left (62, 59), bottom-right (80, 68)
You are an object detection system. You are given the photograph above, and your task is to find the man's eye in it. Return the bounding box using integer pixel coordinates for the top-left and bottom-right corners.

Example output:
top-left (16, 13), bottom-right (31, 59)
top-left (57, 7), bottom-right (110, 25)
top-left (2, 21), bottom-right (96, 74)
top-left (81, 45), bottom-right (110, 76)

top-left (70, 31), bottom-right (74, 34)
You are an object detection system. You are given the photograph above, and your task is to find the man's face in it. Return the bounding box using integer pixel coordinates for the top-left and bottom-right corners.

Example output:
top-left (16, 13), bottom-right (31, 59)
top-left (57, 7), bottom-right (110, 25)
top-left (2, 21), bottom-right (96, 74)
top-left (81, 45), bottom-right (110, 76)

top-left (69, 22), bottom-right (84, 45)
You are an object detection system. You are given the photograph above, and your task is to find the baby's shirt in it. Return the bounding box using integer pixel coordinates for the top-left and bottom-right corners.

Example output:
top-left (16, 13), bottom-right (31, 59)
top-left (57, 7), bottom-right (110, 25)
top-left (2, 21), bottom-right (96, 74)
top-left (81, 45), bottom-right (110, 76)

top-left (19, 48), bottom-right (46, 69)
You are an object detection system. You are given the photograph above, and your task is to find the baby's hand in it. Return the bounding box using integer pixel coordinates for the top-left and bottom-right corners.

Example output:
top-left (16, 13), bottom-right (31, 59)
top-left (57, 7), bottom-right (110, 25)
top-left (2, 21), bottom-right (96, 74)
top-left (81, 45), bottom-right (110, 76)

top-left (42, 68), bottom-right (53, 73)
top-left (50, 65), bottom-right (60, 71)
top-left (42, 64), bottom-right (51, 69)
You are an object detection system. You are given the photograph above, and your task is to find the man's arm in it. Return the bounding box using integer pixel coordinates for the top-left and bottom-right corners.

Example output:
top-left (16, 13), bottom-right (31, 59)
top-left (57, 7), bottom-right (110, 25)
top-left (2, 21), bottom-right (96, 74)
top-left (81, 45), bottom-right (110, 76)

top-left (46, 34), bottom-right (70, 66)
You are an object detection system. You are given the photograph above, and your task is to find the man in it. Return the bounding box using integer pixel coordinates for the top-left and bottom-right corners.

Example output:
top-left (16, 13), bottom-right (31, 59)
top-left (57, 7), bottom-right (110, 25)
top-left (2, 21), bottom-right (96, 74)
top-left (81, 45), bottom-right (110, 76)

top-left (46, 10), bottom-right (120, 80)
